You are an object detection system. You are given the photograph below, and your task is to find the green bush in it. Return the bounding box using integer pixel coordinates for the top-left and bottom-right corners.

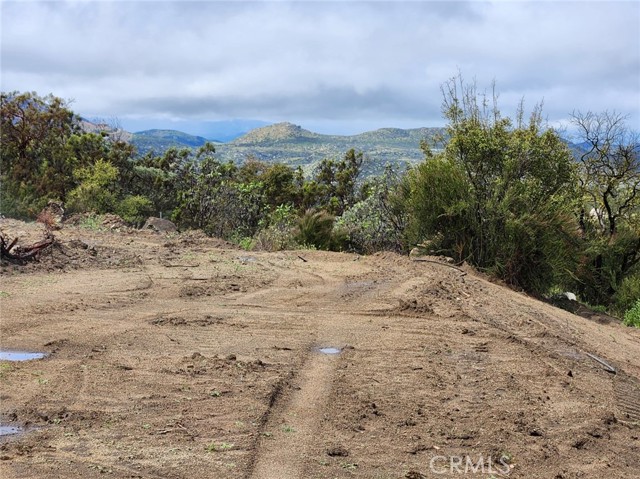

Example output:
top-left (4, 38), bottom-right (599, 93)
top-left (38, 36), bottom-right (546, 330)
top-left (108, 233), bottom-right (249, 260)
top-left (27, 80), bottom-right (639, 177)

top-left (623, 300), bottom-right (640, 328)
top-left (253, 204), bottom-right (299, 251)
top-left (403, 77), bottom-right (579, 295)
top-left (615, 272), bottom-right (640, 315)
top-left (116, 195), bottom-right (153, 227)
top-left (66, 159), bottom-right (119, 214)
top-left (337, 167), bottom-right (406, 254)
top-left (295, 209), bottom-right (345, 251)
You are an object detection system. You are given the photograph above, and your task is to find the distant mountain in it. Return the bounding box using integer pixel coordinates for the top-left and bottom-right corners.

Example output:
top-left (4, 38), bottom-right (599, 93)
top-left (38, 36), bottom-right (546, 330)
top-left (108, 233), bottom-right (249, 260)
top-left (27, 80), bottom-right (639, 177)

top-left (83, 118), bottom-right (442, 176)
top-left (79, 118), bottom-right (133, 142)
top-left (131, 129), bottom-right (218, 155)
top-left (232, 122), bottom-right (321, 145)
top-left (216, 122), bottom-right (444, 176)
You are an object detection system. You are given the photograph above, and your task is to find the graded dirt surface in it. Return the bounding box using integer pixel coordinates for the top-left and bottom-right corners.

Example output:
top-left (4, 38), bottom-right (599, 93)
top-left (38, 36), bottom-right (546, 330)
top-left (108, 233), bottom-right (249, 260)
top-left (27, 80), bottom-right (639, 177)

top-left (1, 219), bottom-right (639, 479)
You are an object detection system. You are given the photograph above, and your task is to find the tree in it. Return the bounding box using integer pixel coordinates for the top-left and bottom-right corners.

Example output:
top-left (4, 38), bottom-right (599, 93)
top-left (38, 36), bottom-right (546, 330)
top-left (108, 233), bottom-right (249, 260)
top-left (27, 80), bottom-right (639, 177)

top-left (172, 144), bottom-right (266, 239)
top-left (406, 76), bottom-right (579, 294)
top-left (66, 159), bottom-right (119, 214)
top-left (337, 165), bottom-right (407, 253)
top-left (308, 149), bottom-right (364, 215)
top-left (1, 91), bottom-right (78, 216)
top-left (571, 111), bottom-right (640, 307)
top-left (0, 91), bottom-right (140, 219)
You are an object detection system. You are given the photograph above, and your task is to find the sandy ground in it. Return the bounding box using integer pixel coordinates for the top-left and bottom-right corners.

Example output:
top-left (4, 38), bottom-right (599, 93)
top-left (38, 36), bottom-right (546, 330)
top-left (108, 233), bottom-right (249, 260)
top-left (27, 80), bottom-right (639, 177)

top-left (1, 218), bottom-right (639, 479)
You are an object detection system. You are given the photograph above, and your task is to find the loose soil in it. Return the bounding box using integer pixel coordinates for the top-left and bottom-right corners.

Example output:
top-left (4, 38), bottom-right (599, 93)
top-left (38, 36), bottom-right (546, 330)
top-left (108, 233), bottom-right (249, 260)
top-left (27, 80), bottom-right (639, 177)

top-left (1, 218), bottom-right (639, 478)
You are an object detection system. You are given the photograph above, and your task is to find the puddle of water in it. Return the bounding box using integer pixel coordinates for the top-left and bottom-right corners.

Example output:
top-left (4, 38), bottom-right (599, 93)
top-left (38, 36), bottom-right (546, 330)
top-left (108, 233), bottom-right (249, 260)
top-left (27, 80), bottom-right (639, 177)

top-left (0, 426), bottom-right (22, 437)
top-left (237, 256), bottom-right (257, 263)
top-left (319, 347), bottom-right (341, 355)
top-left (0, 350), bottom-right (47, 361)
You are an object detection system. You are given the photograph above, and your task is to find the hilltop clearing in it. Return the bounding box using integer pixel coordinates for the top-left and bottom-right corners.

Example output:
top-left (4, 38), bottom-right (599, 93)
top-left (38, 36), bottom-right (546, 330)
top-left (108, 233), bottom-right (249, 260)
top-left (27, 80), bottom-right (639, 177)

top-left (1, 219), bottom-right (639, 478)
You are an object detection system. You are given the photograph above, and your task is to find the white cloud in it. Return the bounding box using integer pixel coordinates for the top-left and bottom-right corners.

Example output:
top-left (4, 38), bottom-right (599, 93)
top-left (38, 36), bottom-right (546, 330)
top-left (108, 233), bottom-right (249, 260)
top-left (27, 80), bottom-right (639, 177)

top-left (1, 0), bottom-right (638, 134)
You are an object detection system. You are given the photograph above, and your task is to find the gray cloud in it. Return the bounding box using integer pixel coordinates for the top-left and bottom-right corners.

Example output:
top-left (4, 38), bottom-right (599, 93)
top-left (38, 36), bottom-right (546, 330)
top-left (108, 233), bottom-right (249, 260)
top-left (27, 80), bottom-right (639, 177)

top-left (1, 0), bottom-right (638, 134)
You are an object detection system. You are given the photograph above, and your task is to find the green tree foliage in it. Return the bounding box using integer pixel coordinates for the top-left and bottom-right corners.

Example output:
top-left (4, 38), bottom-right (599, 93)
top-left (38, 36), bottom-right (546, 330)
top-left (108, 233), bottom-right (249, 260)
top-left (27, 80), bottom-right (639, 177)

top-left (172, 144), bottom-right (266, 239)
top-left (66, 159), bottom-right (119, 214)
top-left (405, 77), bottom-right (579, 294)
top-left (305, 149), bottom-right (364, 215)
top-left (571, 111), bottom-right (640, 307)
top-left (1, 91), bottom-right (148, 221)
top-left (337, 165), bottom-right (407, 253)
top-left (1, 91), bottom-right (79, 216)
top-left (296, 209), bottom-right (345, 250)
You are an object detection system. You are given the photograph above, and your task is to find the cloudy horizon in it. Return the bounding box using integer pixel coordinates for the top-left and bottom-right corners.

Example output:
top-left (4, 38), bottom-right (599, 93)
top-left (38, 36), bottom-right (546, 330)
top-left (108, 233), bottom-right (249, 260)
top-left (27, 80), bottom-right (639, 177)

top-left (1, 0), bottom-right (639, 137)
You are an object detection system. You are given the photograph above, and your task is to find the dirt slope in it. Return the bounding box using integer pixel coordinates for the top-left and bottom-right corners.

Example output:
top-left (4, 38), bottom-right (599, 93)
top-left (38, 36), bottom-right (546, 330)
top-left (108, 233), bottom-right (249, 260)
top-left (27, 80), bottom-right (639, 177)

top-left (1, 220), bottom-right (639, 478)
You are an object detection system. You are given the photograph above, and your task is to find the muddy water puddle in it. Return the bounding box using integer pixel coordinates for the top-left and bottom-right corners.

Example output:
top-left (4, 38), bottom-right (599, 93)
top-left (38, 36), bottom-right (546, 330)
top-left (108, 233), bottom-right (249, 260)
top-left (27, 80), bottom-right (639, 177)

top-left (0, 425), bottom-right (22, 437)
top-left (0, 350), bottom-right (47, 361)
top-left (319, 347), bottom-right (341, 355)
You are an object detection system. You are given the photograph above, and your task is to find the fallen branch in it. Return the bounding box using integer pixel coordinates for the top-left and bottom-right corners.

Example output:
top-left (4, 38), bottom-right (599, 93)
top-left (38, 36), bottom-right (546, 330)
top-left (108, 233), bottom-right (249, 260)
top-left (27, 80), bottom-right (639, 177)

top-left (0, 230), bottom-right (55, 263)
top-left (586, 353), bottom-right (617, 374)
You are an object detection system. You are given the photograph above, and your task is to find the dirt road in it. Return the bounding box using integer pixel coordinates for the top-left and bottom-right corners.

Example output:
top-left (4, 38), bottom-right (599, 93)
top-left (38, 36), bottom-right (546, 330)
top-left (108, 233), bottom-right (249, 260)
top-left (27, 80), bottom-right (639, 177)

top-left (1, 221), bottom-right (639, 478)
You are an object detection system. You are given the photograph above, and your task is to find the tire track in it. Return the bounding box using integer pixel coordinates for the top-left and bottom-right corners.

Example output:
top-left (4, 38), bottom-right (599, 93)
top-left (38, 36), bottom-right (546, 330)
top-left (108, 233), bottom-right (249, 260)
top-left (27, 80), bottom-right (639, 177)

top-left (249, 349), bottom-right (339, 479)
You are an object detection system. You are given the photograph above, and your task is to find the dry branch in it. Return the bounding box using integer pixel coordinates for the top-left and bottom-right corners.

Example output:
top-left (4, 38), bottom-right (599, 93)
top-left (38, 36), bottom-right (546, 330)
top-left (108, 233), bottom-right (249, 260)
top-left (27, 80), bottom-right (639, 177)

top-left (0, 230), bottom-right (55, 263)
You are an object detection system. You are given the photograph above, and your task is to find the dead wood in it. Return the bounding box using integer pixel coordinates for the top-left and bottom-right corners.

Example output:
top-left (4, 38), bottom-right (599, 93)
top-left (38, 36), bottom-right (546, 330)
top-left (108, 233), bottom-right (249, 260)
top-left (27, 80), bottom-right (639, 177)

top-left (0, 230), bottom-right (55, 263)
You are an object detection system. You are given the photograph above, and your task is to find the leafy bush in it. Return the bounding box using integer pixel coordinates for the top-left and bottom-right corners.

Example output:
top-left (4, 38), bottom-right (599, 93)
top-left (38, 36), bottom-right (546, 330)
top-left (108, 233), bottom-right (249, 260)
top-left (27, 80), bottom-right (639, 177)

top-left (614, 272), bottom-right (640, 315)
top-left (575, 227), bottom-right (640, 308)
top-left (296, 209), bottom-right (345, 251)
top-left (116, 195), bottom-right (154, 227)
top-left (67, 159), bottom-right (119, 214)
top-left (404, 77), bottom-right (579, 294)
top-left (337, 166), bottom-right (406, 253)
top-left (252, 204), bottom-right (299, 251)
top-left (623, 300), bottom-right (640, 328)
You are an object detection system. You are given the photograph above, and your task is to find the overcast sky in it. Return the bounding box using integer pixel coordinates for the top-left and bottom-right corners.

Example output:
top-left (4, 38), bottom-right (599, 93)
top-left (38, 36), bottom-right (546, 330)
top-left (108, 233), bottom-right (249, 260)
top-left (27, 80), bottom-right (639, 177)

top-left (1, 0), bottom-right (639, 136)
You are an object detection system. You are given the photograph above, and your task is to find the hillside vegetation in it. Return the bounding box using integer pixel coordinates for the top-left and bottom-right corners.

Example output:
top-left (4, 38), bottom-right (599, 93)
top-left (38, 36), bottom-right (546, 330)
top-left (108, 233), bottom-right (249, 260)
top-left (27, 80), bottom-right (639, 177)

top-left (1, 85), bottom-right (638, 319)
top-left (131, 129), bottom-right (215, 154)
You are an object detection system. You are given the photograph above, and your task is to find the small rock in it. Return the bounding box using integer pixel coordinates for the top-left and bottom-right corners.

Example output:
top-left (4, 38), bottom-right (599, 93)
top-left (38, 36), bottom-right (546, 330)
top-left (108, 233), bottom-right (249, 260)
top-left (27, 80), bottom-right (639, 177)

top-left (326, 445), bottom-right (349, 457)
top-left (143, 217), bottom-right (177, 234)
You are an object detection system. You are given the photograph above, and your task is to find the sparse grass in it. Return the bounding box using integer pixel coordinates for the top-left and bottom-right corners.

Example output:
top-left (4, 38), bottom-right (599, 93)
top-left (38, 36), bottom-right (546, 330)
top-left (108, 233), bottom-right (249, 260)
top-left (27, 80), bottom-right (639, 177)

top-left (206, 441), bottom-right (234, 452)
top-left (0, 363), bottom-right (12, 378)
top-left (500, 451), bottom-right (513, 464)
top-left (0, 291), bottom-right (9, 298)
top-left (78, 214), bottom-right (103, 231)
top-left (281, 424), bottom-right (295, 433)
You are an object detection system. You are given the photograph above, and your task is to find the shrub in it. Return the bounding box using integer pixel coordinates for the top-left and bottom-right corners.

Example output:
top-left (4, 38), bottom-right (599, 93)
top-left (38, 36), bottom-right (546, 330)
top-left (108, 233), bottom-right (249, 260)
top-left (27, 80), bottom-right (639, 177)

top-left (623, 300), bottom-right (640, 328)
top-left (66, 159), bottom-right (119, 214)
top-left (404, 77), bottom-right (579, 295)
top-left (337, 166), bottom-right (406, 253)
top-left (116, 195), bottom-right (153, 227)
top-left (614, 272), bottom-right (640, 315)
top-left (252, 204), bottom-right (299, 251)
top-left (295, 209), bottom-right (344, 251)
